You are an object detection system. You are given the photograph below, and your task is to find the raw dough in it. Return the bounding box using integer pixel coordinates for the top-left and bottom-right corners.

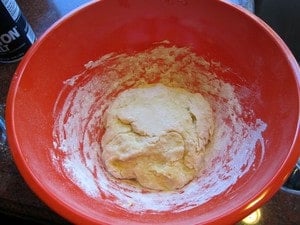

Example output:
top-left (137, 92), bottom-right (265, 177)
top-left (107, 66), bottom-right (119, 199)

top-left (101, 83), bottom-right (214, 191)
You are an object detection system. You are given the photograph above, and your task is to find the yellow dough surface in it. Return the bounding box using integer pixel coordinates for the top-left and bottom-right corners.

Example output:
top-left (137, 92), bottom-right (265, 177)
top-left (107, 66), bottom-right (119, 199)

top-left (101, 83), bottom-right (214, 191)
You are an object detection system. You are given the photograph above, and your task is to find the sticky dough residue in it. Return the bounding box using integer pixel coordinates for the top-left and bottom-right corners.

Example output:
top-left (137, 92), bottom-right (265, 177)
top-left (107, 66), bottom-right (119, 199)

top-left (52, 41), bottom-right (267, 213)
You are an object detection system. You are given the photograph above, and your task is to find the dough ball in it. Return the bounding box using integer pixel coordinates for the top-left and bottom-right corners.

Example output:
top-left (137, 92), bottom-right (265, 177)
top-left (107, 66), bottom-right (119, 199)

top-left (101, 83), bottom-right (214, 191)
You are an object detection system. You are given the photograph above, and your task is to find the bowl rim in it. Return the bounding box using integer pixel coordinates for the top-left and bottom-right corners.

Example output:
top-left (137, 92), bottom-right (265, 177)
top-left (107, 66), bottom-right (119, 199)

top-left (5, 0), bottom-right (300, 224)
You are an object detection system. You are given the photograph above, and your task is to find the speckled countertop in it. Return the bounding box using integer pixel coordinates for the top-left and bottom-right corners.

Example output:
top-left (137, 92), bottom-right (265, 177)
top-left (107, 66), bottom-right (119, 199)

top-left (0, 1), bottom-right (299, 224)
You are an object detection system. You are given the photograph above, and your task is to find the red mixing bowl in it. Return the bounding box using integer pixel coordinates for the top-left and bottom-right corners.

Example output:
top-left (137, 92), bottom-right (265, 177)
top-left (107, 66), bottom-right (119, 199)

top-left (5, 0), bottom-right (300, 224)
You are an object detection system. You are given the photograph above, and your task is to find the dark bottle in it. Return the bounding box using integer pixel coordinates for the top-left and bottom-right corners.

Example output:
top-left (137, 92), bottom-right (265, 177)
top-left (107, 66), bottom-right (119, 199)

top-left (0, 0), bottom-right (36, 63)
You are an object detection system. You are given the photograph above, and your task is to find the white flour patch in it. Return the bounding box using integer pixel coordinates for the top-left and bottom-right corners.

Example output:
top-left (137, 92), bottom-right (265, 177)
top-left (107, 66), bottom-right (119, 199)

top-left (52, 42), bottom-right (267, 213)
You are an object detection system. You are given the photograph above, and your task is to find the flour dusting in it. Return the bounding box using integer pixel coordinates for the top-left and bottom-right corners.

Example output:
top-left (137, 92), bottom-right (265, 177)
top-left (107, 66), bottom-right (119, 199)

top-left (52, 41), bottom-right (267, 213)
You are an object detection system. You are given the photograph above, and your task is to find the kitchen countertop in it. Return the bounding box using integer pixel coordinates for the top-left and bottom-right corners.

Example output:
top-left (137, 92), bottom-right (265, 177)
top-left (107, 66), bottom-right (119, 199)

top-left (0, 1), bottom-right (299, 224)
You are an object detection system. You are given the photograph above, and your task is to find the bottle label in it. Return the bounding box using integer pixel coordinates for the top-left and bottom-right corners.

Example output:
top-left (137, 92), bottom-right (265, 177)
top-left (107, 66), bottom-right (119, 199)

top-left (1, 0), bottom-right (20, 20)
top-left (0, 0), bottom-right (36, 63)
top-left (0, 26), bottom-right (20, 50)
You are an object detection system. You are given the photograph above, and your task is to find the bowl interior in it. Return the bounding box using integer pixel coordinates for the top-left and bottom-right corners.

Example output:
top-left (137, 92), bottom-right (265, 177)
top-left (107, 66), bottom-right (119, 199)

top-left (6, 0), bottom-right (300, 224)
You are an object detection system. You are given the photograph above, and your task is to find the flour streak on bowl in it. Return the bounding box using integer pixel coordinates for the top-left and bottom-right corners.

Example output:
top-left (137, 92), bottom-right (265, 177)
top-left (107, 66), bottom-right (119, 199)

top-left (51, 42), bottom-right (267, 213)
